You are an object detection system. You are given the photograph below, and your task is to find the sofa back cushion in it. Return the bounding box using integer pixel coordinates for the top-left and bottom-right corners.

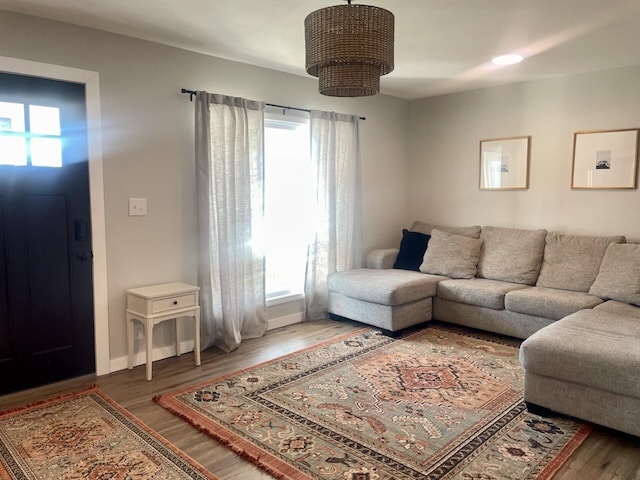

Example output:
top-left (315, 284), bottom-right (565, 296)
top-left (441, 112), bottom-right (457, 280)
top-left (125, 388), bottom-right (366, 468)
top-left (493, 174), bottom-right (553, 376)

top-left (536, 232), bottom-right (625, 292)
top-left (410, 221), bottom-right (481, 239)
top-left (477, 226), bottom-right (547, 285)
top-left (589, 243), bottom-right (640, 306)
top-left (420, 229), bottom-right (483, 279)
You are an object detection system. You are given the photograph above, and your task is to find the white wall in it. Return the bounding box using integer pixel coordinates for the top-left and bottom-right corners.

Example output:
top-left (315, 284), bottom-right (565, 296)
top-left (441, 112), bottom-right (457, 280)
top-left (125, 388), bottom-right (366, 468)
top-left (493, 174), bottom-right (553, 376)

top-left (407, 66), bottom-right (640, 239)
top-left (0, 11), bottom-right (410, 365)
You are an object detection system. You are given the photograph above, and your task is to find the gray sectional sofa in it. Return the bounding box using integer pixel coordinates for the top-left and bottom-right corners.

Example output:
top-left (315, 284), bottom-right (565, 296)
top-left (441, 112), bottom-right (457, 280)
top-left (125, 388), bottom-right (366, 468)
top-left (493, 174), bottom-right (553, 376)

top-left (327, 221), bottom-right (640, 437)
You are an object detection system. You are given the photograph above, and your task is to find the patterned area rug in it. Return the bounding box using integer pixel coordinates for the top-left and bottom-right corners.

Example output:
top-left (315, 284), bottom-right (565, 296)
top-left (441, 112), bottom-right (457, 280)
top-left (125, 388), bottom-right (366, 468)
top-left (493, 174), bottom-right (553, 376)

top-left (156, 325), bottom-right (592, 480)
top-left (0, 386), bottom-right (217, 479)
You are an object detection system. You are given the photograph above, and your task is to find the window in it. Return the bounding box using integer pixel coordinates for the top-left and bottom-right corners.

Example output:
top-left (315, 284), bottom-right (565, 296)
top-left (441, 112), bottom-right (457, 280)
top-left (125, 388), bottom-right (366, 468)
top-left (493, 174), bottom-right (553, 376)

top-left (264, 112), bottom-right (313, 300)
top-left (0, 101), bottom-right (62, 167)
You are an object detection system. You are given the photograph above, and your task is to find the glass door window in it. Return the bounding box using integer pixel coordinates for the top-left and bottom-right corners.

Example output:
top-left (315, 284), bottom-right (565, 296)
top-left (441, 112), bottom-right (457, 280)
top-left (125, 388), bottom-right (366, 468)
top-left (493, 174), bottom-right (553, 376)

top-left (0, 101), bottom-right (62, 167)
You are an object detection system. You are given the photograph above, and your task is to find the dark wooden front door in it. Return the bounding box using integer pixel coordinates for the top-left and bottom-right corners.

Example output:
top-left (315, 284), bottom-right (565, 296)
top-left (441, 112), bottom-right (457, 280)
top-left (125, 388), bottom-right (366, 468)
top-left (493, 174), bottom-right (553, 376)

top-left (0, 72), bottom-right (95, 394)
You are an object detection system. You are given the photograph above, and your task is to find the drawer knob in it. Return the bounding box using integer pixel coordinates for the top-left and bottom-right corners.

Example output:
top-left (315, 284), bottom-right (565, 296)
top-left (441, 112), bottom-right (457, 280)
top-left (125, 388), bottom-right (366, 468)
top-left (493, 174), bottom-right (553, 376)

top-left (173, 300), bottom-right (178, 305)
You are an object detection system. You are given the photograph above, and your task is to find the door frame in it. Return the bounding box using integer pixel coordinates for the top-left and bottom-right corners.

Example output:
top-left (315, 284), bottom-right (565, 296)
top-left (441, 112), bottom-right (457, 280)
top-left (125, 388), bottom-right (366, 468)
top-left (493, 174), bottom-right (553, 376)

top-left (0, 56), bottom-right (109, 376)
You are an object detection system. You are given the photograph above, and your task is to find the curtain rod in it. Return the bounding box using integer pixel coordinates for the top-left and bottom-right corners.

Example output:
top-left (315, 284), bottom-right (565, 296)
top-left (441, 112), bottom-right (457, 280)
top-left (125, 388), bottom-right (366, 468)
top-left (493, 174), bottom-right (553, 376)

top-left (180, 88), bottom-right (365, 120)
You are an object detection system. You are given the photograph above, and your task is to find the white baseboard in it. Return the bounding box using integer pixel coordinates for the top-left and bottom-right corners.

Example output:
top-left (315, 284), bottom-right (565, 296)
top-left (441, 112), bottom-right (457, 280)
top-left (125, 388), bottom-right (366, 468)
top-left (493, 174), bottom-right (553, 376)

top-left (268, 312), bottom-right (303, 330)
top-left (108, 313), bottom-right (303, 373)
top-left (109, 340), bottom-right (195, 373)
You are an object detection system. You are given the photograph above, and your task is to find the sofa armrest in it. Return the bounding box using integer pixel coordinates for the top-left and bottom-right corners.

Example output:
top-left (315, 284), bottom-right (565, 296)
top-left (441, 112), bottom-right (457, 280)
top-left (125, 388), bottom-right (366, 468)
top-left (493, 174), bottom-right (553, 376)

top-left (366, 248), bottom-right (399, 269)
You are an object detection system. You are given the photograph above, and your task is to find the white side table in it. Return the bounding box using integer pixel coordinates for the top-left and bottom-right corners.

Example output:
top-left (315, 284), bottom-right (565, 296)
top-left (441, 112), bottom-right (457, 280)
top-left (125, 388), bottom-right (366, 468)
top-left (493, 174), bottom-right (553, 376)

top-left (126, 282), bottom-right (201, 380)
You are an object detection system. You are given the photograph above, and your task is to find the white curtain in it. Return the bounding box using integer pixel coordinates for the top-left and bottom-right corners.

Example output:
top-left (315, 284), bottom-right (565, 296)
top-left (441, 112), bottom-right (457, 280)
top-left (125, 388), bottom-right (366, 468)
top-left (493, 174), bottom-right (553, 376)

top-left (305, 111), bottom-right (362, 321)
top-left (195, 92), bottom-right (268, 352)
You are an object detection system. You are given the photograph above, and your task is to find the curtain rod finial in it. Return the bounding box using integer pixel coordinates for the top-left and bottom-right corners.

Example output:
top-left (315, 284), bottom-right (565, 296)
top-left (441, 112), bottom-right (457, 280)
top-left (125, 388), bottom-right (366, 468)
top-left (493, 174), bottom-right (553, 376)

top-left (181, 88), bottom-right (196, 101)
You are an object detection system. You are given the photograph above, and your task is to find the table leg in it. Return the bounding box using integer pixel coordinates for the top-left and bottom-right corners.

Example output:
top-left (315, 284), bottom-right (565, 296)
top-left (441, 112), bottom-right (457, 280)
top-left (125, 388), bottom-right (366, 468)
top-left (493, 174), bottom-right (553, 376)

top-left (126, 313), bottom-right (134, 370)
top-left (194, 309), bottom-right (201, 366)
top-left (145, 319), bottom-right (153, 381)
top-left (175, 317), bottom-right (181, 356)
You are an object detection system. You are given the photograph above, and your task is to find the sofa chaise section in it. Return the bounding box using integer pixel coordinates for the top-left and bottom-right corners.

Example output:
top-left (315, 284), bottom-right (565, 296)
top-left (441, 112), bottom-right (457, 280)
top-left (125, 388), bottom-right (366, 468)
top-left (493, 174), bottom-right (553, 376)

top-left (520, 309), bottom-right (640, 437)
top-left (327, 223), bottom-right (482, 333)
top-left (327, 269), bottom-right (445, 332)
top-left (519, 242), bottom-right (640, 436)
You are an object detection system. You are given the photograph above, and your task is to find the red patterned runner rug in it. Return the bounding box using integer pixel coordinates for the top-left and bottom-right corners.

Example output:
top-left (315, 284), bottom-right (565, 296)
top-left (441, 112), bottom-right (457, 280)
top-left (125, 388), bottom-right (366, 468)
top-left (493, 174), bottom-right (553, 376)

top-left (0, 386), bottom-right (218, 480)
top-left (156, 325), bottom-right (591, 480)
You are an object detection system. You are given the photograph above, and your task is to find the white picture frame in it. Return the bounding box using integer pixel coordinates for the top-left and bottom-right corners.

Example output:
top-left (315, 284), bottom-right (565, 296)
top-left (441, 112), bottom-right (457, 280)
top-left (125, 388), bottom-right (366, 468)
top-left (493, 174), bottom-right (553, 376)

top-left (479, 136), bottom-right (530, 190)
top-left (571, 129), bottom-right (639, 189)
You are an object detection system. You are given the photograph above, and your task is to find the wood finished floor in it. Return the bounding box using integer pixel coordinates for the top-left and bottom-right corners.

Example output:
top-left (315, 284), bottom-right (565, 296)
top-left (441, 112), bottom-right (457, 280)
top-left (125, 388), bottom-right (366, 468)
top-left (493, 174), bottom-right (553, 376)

top-left (1, 319), bottom-right (639, 480)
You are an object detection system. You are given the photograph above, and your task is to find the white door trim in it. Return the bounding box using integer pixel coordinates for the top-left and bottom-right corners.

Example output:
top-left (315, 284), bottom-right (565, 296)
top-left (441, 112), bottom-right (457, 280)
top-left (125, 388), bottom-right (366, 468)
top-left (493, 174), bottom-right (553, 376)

top-left (0, 56), bottom-right (110, 375)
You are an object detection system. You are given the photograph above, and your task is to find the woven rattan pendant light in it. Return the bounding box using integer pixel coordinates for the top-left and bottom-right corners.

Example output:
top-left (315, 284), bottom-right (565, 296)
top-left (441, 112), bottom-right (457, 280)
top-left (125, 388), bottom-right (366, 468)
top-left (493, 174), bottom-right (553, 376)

top-left (305, 0), bottom-right (394, 97)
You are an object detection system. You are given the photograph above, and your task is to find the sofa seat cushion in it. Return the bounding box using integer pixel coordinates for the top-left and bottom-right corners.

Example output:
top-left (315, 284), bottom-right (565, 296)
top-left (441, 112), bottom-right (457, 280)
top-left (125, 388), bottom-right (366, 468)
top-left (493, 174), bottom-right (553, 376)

top-left (594, 300), bottom-right (640, 320)
top-left (520, 310), bottom-right (640, 399)
top-left (436, 278), bottom-right (529, 310)
top-left (536, 232), bottom-right (625, 292)
top-left (477, 226), bottom-right (547, 285)
top-left (327, 268), bottom-right (445, 306)
top-left (505, 287), bottom-right (603, 320)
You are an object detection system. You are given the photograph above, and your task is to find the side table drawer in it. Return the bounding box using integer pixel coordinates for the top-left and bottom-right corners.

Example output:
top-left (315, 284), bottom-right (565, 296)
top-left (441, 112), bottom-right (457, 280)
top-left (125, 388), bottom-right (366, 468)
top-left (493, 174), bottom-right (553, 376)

top-left (152, 293), bottom-right (197, 314)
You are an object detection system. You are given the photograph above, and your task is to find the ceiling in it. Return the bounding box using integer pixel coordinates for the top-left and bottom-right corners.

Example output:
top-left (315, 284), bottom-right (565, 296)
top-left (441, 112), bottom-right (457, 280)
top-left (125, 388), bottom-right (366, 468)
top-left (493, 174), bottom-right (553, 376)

top-left (2, 0), bottom-right (640, 100)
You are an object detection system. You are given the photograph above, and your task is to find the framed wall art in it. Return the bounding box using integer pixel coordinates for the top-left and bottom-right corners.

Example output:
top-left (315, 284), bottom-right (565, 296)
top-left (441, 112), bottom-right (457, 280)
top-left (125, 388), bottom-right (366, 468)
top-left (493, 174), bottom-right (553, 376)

top-left (479, 136), bottom-right (530, 190)
top-left (571, 128), bottom-right (639, 189)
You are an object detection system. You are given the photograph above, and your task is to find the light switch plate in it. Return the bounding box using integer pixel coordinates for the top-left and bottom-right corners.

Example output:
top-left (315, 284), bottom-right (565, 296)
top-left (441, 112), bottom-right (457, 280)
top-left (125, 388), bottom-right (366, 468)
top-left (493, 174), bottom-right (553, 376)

top-left (128, 198), bottom-right (147, 216)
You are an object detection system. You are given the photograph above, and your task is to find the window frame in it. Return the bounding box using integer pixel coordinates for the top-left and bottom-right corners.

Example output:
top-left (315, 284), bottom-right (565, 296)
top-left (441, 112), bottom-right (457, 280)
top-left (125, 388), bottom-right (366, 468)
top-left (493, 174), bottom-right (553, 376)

top-left (263, 110), bottom-right (311, 303)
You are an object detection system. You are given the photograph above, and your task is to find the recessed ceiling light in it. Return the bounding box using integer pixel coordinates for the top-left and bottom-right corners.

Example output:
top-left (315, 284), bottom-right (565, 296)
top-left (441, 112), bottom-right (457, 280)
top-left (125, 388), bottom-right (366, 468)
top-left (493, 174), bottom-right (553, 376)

top-left (492, 54), bottom-right (523, 66)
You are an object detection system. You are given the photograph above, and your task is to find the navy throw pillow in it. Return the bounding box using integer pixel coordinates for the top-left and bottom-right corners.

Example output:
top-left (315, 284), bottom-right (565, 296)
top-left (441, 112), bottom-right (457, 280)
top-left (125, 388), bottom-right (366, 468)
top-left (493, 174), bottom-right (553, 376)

top-left (393, 229), bottom-right (431, 271)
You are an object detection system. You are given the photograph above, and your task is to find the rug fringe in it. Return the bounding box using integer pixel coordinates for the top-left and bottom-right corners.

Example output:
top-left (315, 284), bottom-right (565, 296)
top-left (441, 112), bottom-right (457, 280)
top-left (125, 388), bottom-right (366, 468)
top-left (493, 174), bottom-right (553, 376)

top-left (154, 394), bottom-right (305, 480)
top-left (0, 384), bottom-right (99, 417)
